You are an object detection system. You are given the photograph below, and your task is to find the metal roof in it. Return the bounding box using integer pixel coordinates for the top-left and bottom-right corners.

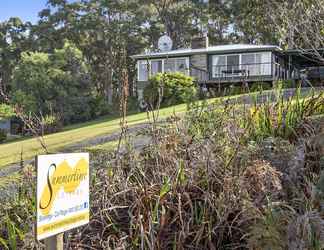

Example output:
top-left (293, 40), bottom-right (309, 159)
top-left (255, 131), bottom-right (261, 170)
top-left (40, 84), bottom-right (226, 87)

top-left (131, 44), bottom-right (281, 59)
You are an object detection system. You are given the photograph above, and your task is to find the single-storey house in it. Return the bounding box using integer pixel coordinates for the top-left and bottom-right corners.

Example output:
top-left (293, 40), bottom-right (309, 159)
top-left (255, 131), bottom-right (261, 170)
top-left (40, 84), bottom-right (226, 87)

top-left (131, 37), bottom-right (323, 101)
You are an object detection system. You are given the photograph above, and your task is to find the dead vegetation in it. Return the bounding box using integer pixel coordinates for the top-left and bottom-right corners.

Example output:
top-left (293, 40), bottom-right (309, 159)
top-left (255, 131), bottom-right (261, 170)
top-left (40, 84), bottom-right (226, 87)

top-left (0, 91), bottom-right (324, 249)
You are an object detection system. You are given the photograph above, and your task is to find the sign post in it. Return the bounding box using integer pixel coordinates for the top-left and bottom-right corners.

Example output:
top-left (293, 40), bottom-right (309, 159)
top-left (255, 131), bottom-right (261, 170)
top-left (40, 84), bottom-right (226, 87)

top-left (36, 153), bottom-right (89, 248)
top-left (44, 233), bottom-right (64, 250)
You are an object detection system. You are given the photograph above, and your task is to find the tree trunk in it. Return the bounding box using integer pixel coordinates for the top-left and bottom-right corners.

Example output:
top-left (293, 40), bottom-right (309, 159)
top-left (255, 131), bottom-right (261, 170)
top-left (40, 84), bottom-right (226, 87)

top-left (105, 68), bottom-right (113, 105)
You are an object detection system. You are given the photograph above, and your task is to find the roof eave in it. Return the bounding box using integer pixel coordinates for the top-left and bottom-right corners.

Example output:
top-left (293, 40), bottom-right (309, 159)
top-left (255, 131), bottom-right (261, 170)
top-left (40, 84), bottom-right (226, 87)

top-left (131, 46), bottom-right (281, 60)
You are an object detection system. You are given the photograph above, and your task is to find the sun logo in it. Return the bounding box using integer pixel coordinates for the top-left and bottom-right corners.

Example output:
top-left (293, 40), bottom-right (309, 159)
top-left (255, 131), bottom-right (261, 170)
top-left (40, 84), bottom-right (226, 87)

top-left (39, 158), bottom-right (88, 216)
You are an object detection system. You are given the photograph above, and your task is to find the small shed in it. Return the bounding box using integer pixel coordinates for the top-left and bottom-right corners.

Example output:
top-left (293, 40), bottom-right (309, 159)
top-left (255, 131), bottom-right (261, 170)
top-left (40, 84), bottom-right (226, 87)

top-left (0, 117), bottom-right (11, 134)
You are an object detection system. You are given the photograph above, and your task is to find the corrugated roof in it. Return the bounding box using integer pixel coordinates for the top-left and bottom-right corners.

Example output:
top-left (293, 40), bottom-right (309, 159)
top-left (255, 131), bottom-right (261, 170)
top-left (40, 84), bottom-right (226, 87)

top-left (131, 44), bottom-right (281, 59)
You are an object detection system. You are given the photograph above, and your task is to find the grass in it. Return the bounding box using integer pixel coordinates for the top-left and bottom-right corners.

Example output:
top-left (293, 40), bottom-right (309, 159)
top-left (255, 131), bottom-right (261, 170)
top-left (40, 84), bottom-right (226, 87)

top-left (0, 102), bottom-right (192, 169)
top-left (0, 87), bottom-right (318, 169)
top-left (1, 89), bottom-right (324, 249)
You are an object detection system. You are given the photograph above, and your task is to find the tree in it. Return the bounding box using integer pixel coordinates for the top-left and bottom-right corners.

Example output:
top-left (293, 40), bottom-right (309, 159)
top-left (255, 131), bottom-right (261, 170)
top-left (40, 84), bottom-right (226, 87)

top-left (267, 0), bottom-right (324, 63)
top-left (141, 0), bottom-right (205, 49)
top-left (0, 18), bottom-right (31, 94)
top-left (11, 41), bottom-right (94, 124)
top-left (35, 0), bottom-right (146, 104)
top-left (230, 0), bottom-right (278, 44)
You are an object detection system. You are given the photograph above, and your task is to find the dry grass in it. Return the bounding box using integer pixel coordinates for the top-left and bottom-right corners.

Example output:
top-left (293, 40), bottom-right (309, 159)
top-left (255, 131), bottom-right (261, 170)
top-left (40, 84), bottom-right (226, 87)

top-left (0, 92), bottom-right (324, 249)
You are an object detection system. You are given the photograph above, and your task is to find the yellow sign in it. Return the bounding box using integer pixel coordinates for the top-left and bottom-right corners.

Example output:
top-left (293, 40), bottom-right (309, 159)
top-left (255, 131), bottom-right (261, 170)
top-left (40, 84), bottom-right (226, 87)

top-left (36, 153), bottom-right (89, 240)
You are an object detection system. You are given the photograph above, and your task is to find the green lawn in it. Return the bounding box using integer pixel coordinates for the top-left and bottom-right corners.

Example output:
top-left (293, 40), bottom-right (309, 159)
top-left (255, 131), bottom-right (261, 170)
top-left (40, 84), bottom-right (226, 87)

top-left (0, 88), bottom-right (308, 169)
top-left (0, 102), bottom-right (193, 169)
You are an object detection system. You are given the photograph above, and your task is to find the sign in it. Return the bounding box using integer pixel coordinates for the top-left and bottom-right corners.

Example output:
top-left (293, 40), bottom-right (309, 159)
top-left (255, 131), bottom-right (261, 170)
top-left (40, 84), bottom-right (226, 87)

top-left (36, 153), bottom-right (89, 240)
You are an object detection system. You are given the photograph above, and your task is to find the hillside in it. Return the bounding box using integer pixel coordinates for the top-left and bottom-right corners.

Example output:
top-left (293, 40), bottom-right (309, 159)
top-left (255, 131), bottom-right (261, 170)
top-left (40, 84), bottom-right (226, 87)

top-left (0, 89), bottom-right (323, 249)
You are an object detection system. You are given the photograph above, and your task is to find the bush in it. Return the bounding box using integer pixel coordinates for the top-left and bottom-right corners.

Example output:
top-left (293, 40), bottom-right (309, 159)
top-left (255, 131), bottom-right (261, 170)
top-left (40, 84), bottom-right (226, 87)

top-left (1, 94), bottom-right (324, 249)
top-left (250, 82), bottom-right (272, 92)
top-left (89, 96), bottom-right (112, 118)
top-left (0, 129), bottom-right (7, 142)
top-left (274, 80), bottom-right (295, 89)
top-left (127, 96), bottom-right (139, 111)
top-left (144, 72), bottom-right (197, 107)
top-left (229, 84), bottom-right (244, 96)
top-left (245, 87), bottom-right (324, 140)
top-left (0, 104), bottom-right (15, 119)
top-left (41, 115), bottom-right (62, 134)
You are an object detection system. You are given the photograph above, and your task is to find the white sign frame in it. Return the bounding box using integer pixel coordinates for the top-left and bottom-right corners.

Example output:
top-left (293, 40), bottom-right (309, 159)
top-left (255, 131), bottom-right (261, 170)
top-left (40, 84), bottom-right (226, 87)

top-left (36, 153), bottom-right (89, 241)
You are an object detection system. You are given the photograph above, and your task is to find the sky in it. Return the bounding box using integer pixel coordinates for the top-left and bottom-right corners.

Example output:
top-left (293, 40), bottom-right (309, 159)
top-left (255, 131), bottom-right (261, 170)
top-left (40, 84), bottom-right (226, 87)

top-left (0, 0), bottom-right (48, 24)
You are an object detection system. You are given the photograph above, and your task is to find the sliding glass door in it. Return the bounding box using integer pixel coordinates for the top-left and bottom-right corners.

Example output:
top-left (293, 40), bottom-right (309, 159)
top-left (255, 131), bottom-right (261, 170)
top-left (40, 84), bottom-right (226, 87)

top-left (212, 52), bottom-right (272, 78)
top-left (226, 55), bottom-right (240, 75)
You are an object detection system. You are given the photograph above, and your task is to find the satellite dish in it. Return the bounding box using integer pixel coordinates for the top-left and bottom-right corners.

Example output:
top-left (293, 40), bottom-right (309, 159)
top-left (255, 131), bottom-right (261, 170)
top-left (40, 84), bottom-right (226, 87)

top-left (158, 35), bottom-right (173, 52)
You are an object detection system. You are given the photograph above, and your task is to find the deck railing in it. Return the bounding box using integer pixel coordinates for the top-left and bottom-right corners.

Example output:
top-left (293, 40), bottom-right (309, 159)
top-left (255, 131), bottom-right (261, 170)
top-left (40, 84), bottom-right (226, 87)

top-left (211, 62), bottom-right (274, 79)
top-left (190, 62), bottom-right (292, 83)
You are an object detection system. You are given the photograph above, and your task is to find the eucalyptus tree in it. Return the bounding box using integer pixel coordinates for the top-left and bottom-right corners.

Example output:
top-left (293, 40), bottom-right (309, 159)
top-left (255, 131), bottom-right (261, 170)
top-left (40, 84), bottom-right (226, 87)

top-left (0, 18), bottom-right (31, 94)
top-left (141, 0), bottom-right (206, 49)
top-left (266, 0), bottom-right (324, 63)
top-left (230, 0), bottom-right (279, 44)
top-left (34, 0), bottom-right (145, 104)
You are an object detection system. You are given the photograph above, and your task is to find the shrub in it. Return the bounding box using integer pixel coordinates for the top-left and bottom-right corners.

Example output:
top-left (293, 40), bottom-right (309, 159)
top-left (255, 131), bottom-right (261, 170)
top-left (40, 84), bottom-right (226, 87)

top-left (144, 72), bottom-right (197, 107)
top-left (0, 104), bottom-right (15, 119)
top-left (229, 84), bottom-right (244, 96)
top-left (250, 82), bottom-right (272, 92)
top-left (41, 115), bottom-right (62, 134)
top-left (274, 80), bottom-right (295, 89)
top-left (127, 96), bottom-right (139, 111)
top-left (245, 87), bottom-right (324, 140)
top-left (2, 89), bottom-right (324, 249)
top-left (89, 96), bottom-right (112, 118)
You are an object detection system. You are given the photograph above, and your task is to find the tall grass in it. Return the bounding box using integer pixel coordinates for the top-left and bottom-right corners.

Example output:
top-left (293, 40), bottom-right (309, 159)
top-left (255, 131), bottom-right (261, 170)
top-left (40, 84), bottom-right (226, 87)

top-left (246, 86), bottom-right (324, 141)
top-left (0, 90), bottom-right (324, 249)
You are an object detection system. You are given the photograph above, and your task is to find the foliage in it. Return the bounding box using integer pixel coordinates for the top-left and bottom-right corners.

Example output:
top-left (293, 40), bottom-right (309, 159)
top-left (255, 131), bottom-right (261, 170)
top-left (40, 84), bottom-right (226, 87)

top-left (250, 82), bottom-right (272, 92)
top-left (229, 84), bottom-right (244, 96)
top-left (2, 96), bottom-right (324, 249)
top-left (0, 165), bottom-right (36, 249)
top-left (11, 42), bottom-right (95, 125)
top-left (144, 72), bottom-right (197, 107)
top-left (274, 80), bottom-right (295, 89)
top-left (1, 94), bottom-right (324, 249)
top-left (41, 114), bottom-right (62, 134)
top-left (0, 104), bottom-right (15, 119)
top-left (89, 96), bottom-right (112, 118)
top-left (245, 87), bottom-right (324, 140)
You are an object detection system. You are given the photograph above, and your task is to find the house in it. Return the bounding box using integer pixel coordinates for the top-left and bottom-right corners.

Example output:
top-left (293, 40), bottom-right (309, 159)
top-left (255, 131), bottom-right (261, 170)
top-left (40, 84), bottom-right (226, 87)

top-left (131, 37), bottom-right (323, 101)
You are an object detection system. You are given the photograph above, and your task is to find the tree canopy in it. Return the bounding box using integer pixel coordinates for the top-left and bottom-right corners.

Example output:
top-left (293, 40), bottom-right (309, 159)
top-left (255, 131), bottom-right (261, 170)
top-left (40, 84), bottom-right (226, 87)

top-left (0, 0), bottom-right (323, 125)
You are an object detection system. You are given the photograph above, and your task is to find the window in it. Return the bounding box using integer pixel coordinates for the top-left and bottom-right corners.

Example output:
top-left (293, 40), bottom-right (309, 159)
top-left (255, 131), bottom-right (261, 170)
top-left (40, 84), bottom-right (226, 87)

top-left (212, 55), bottom-right (226, 77)
top-left (212, 52), bottom-right (272, 78)
top-left (151, 60), bottom-right (163, 76)
top-left (227, 55), bottom-right (240, 75)
top-left (260, 52), bottom-right (271, 75)
top-left (138, 60), bottom-right (149, 81)
top-left (164, 58), bottom-right (189, 75)
top-left (138, 57), bottom-right (189, 81)
top-left (175, 58), bottom-right (189, 74)
top-left (164, 58), bottom-right (176, 73)
top-left (242, 53), bottom-right (260, 75)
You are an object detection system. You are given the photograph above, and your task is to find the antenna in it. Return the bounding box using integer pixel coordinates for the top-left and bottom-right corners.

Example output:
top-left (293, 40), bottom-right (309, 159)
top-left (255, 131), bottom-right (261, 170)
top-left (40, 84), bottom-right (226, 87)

top-left (158, 35), bottom-right (173, 52)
